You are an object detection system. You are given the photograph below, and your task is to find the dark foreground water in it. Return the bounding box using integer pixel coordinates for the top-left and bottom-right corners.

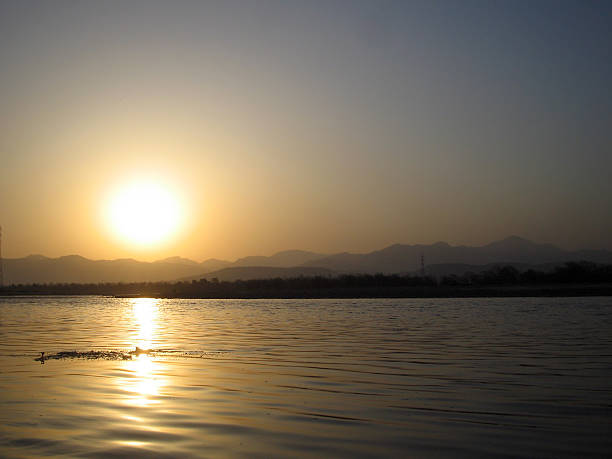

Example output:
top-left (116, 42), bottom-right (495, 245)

top-left (1, 297), bottom-right (611, 458)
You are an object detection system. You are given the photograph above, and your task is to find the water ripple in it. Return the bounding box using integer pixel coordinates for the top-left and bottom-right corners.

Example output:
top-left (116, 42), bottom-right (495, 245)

top-left (1, 296), bottom-right (611, 457)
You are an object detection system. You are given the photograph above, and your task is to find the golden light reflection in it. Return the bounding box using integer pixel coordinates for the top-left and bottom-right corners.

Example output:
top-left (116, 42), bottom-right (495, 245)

top-left (132, 297), bottom-right (159, 350)
top-left (120, 414), bottom-right (144, 423)
top-left (117, 298), bottom-right (167, 407)
top-left (122, 354), bottom-right (164, 407)
top-left (117, 441), bottom-right (149, 448)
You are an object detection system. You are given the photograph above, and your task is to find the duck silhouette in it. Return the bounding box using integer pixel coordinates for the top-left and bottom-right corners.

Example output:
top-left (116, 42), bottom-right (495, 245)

top-left (129, 346), bottom-right (151, 356)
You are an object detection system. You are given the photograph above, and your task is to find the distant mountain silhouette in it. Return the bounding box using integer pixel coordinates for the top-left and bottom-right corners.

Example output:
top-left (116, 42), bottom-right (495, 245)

top-left (3, 237), bottom-right (611, 284)
top-left (301, 236), bottom-right (612, 273)
top-left (181, 266), bottom-right (334, 282)
top-left (232, 250), bottom-right (325, 267)
top-left (415, 262), bottom-right (564, 278)
top-left (2, 255), bottom-right (206, 284)
top-left (155, 256), bottom-right (199, 266)
top-left (2, 250), bottom-right (325, 284)
top-left (199, 258), bottom-right (233, 272)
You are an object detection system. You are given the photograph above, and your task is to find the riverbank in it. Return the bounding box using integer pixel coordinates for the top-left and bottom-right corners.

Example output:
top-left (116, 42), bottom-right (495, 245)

top-left (2, 283), bottom-right (611, 298)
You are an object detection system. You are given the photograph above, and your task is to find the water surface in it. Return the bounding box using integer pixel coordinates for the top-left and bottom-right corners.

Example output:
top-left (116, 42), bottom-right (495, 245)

top-left (1, 297), bottom-right (611, 457)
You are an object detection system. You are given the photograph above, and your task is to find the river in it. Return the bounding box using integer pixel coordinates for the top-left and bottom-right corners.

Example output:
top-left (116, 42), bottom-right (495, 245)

top-left (1, 296), bottom-right (611, 457)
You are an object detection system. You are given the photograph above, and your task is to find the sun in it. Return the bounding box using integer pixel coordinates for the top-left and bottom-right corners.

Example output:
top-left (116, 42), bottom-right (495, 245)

top-left (106, 181), bottom-right (182, 246)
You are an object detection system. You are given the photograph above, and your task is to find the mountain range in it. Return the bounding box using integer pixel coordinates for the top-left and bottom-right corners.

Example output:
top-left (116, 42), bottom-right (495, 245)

top-left (2, 236), bottom-right (611, 284)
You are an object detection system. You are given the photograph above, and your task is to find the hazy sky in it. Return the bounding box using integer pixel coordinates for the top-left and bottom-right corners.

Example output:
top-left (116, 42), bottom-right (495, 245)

top-left (1, 0), bottom-right (611, 261)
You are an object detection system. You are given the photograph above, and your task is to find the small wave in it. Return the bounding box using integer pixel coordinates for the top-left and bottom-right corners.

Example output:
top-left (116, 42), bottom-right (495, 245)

top-left (33, 348), bottom-right (229, 362)
top-left (35, 350), bottom-right (133, 361)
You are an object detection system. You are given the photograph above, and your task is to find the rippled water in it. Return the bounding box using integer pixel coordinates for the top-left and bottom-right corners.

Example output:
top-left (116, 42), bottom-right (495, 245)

top-left (1, 296), bottom-right (611, 458)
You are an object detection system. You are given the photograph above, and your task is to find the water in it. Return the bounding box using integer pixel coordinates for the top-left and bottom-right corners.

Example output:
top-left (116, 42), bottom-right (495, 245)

top-left (1, 296), bottom-right (611, 458)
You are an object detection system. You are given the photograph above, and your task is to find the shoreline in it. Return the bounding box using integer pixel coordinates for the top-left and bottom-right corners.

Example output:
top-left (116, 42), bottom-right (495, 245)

top-left (1, 284), bottom-right (611, 299)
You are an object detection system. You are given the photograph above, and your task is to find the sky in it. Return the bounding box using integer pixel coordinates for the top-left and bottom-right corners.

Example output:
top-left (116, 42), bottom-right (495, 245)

top-left (1, 0), bottom-right (611, 261)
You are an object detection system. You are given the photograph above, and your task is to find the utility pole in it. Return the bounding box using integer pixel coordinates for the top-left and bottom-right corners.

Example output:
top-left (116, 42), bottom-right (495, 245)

top-left (420, 253), bottom-right (425, 278)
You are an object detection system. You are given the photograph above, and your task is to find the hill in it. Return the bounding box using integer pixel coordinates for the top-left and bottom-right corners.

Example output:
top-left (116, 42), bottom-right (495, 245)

top-left (2, 255), bottom-right (205, 284)
top-left (180, 266), bottom-right (335, 282)
top-left (1, 250), bottom-right (326, 284)
top-left (232, 250), bottom-right (326, 267)
top-left (301, 236), bottom-right (612, 273)
top-left (3, 237), bottom-right (611, 284)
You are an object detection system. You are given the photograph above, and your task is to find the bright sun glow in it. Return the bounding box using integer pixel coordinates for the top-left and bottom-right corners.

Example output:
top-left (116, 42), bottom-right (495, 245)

top-left (107, 181), bottom-right (182, 246)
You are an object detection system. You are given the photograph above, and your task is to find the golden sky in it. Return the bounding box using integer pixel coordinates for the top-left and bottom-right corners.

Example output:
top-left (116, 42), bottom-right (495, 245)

top-left (1, 1), bottom-right (611, 261)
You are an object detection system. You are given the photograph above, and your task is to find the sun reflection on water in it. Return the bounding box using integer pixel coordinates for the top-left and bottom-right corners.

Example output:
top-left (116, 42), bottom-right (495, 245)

top-left (132, 297), bottom-right (159, 350)
top-left (123, 354), bottom-right (164, 406)
top-left (118, 298), bottom-right (166, 407)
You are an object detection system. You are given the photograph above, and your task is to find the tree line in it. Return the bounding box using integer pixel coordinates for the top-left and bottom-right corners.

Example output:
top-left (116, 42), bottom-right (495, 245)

top-left (1, 261), bottom-right (611, 298)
